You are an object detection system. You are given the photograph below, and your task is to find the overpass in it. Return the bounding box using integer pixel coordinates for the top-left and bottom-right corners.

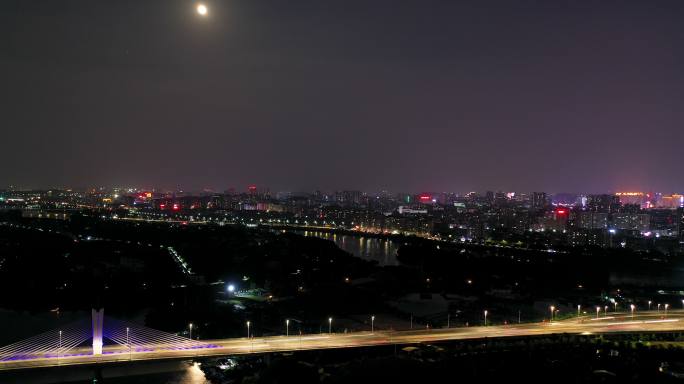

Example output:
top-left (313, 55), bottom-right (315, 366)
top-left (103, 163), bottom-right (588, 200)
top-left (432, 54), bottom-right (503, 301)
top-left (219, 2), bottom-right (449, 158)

top-left (2, 309), bottom-right (684, 371)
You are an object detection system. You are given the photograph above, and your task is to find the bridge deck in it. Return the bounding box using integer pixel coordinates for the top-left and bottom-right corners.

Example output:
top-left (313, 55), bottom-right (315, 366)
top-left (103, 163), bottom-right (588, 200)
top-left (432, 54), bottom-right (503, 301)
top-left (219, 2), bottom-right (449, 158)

top-left (2, 311), bottom-right (684, 371)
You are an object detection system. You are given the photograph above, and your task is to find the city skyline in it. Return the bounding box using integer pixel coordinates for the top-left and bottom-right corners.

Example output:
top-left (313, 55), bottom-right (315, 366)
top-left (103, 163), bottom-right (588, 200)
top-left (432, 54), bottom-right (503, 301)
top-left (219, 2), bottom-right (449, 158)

top-left (2, 183), bottom-right (684, 197)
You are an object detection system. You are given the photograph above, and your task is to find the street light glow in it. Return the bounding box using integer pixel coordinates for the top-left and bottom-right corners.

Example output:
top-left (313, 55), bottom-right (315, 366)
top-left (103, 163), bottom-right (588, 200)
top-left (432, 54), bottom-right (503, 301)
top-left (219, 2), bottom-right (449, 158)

top-left (197, 4), bottom-right (208, 16)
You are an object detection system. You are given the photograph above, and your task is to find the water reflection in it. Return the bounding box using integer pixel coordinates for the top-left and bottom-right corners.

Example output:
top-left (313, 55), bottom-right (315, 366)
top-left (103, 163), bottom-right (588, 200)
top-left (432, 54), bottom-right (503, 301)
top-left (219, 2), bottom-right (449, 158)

top-left (168, 362), bottom-right (210, 384)
top-left (298, 231), bottom-right (399, 266)
top-left (102, 361), bottom-right (211, 384)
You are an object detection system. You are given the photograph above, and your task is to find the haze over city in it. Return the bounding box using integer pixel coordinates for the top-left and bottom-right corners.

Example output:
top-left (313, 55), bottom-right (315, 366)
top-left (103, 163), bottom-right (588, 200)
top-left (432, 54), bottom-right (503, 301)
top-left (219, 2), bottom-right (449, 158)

top-left (3, 0), bottom-right (684, 192)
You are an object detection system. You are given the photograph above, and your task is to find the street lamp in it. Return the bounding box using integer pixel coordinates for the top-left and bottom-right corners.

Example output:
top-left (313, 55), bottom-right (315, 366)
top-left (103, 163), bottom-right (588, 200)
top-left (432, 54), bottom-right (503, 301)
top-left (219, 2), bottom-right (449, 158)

top-left (371, 315), bottom-right (375, 333)
top-left (658, 303), bottom-right (661, 313)
top-left (648, 301), bottom-right (652, 311)
top-left (484, 310), bottom-right (488, 326)
top-left (577, 305), bottom-right (581, 320)
top-left (550, 306), bottom-right (555, 322)
top-left (328, 317), bottom-right (333, 334)
top-left (596, 306), bottom-right (600, 319)
top-left (630, 304), bottom-right (635, 319)
top-left (126, 327), bottom-right (131, 360)
top-left (286, 319), bottom-right (290, 336)
top-left (604, 306), bottom-right (608, 317)
top-left (665, 304), bottom-right (669, 317)
top-left (613, 302), bottom-right (617, 312)
top-left (189, 323), bottom-right (193, 340)
top-left (58, 331), bottom-right (62, 361)
top-left (246, 321), bottom-right (251, 338)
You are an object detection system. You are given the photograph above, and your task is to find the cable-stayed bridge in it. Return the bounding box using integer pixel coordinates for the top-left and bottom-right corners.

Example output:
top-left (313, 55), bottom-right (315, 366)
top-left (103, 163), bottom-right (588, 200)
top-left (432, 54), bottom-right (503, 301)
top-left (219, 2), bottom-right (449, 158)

top-left (0, 309), bottom-right (218, 367)
top-left (3, 309), bottom-right (684, 371)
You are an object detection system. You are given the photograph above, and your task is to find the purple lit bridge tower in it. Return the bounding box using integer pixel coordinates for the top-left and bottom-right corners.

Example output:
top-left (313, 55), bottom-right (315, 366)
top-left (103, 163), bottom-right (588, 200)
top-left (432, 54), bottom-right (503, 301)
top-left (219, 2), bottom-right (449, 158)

top-left (0, 308), bottom-right (218, 363)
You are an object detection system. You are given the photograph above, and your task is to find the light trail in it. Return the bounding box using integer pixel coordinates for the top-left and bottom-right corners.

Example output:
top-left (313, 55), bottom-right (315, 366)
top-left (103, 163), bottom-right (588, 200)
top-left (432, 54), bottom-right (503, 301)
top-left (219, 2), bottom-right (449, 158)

top-left (3, 311), bottom-right (684, 371)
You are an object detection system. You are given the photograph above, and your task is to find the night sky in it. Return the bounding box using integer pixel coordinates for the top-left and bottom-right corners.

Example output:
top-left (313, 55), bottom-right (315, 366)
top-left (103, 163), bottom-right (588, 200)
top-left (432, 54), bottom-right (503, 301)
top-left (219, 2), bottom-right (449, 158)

top-left (2, 0), bottom-right (683, 193)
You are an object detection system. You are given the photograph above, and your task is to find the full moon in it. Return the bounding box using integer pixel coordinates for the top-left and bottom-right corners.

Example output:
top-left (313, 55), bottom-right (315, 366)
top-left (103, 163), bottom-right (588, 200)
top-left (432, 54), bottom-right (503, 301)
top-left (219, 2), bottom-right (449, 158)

top-left (196, 4), bottom-right (208, 16)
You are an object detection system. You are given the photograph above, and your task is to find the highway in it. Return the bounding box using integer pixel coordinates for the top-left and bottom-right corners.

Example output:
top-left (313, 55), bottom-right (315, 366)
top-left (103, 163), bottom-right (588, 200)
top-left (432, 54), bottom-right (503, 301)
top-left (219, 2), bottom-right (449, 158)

top-left (2, 310), bottom-right (684, 371)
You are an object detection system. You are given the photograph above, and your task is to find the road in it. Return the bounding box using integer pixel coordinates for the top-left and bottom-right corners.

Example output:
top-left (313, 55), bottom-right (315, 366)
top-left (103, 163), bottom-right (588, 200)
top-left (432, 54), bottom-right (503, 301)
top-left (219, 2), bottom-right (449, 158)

top-left (2, 310), bottom-right (684, 371)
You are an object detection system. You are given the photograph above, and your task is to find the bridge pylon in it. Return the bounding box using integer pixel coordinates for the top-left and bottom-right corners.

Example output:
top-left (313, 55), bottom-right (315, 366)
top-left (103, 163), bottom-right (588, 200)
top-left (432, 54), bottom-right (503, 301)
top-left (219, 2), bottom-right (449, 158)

top-left (92, 308), bottom-right (104, 355)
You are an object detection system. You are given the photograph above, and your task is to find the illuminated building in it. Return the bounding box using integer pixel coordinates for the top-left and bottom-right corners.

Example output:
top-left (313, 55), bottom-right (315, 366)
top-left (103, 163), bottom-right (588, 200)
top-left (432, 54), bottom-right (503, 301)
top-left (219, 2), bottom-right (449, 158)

top-left (398, 206), bottom-right (428, 214)
top-left (586, 194), bottom-right (621, 212)
top-left (537, 208), bottom-right (569, 231)
top-left (335, 190), bottom-right (363, 206)
top-left (615, 192), bottom-right (646, 205)
top-left (612, 213), bottom-right (650, 231)
top-left (576, 211), bottom-right (609, 229)
top-left (679, 208), bottom-right (684, 241)
top-left (532, 192), bottom-right (547, 209)
top-left (416, 193), bottom-right (436, 204)
top-left (659, 194), bottom-right (684, 209)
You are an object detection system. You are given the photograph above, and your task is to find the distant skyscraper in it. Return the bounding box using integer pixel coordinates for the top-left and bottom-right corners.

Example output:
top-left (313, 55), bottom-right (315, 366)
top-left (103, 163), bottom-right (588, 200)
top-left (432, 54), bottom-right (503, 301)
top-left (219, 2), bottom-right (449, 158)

top-left (586, 194), bottom-right (621, 212)
top-left (615, 192), bottom-right (648, 208)
top-left (532, 192), bottom-right (547, 209)
top-left (678, 208), bottom-right (684, 241)
top-left (334, 190), bottom-right (363, 206)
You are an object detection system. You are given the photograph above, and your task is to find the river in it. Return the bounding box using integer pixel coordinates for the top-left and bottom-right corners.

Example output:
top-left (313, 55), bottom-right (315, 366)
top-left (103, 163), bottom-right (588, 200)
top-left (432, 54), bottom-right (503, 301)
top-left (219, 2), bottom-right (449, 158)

top-left (101, 362), bottom-right (210, 384)
top-left (290, 230), bottom-right (401, 266)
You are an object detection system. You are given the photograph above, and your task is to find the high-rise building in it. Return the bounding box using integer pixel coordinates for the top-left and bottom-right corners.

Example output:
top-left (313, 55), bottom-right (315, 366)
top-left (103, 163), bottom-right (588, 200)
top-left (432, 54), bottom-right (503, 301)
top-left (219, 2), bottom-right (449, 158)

top-left (586, 194), bottom-right (621, 212)
top-left (659, 194), bottom-right (684, 209)
top-left (678, 208), bottom-right (684, 241)
top-left (531, 192), bottom-right (548, 210)
top-left (612, 213), bottom-right (650, 232)
top-left (615, 192), bottom-right (650, 208)
top-left (335, 190), bottom-right (363, 206)
top-left (575, 211), bottom-right (609, 229)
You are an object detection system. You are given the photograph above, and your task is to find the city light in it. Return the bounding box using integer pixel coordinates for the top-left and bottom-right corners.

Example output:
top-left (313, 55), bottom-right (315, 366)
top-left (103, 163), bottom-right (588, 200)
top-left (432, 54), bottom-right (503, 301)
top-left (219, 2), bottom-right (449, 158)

top-left (6, 0), bottom-right (684, 375)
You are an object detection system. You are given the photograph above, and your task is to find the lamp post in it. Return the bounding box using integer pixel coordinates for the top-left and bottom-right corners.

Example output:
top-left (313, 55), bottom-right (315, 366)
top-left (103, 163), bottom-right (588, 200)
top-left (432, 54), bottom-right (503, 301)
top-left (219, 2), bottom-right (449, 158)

top-left (286, 319), bottom-right (290, 337)
top-left (577, 305), bottom-right (581, 320)
top-left (658, 303), bottom-right (661, 313)
top-left (665, 304), bottom-right (669, 318)
top-left (126, 327), bottom-right (131, 360)
top-left (596, 306), bottom-right (600, 319)
top-left (328, 317), bottom-right (333, 334)
top-left (604, 306), bottom-right (608, 317)
top-left (614, 302), bottom-right (617, 312)
top-left (447, 313), bottom-right (450, 329)
top-left (58, 330), bottom-right (62, 361)
top-left (648, 301), bottom-right (652, 311)
top-left (550, 306), bottom-right (555, 322)
top-left (246, 321), bottom-right (251, 338)
top-left (189, 323), bottom-right (193, 340)
top-left (630, 304), bottom-right (635, 319)
top-left (371, 315), bottom-right (375, 333)
top-left (484, 310), bottom-right (488, 326)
